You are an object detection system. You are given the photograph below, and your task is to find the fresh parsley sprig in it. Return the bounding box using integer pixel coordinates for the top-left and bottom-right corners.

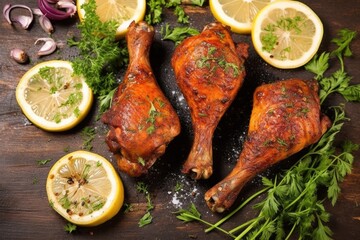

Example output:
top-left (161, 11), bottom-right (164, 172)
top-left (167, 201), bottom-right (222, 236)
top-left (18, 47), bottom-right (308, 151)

top-left (64, 222), bottom-right (77, 233)
top-left (305, 28), bottom-right (359, 103)
top-left (161, 24), bottom-right (199, 45)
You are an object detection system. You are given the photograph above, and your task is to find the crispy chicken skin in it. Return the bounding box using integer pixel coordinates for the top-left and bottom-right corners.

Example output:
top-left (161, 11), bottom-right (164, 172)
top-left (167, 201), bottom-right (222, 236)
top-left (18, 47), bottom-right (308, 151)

top-left (102, 21), bottom-right (181, 177)
top-left (205, 79), bottom-right (331, 212)
top-left (171, 22), bottom-right (248, 180)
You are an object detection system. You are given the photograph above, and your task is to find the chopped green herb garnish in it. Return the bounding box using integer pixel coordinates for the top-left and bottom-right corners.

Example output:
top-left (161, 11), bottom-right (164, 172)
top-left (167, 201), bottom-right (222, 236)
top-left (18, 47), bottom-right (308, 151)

top-left (81, 126), bottom-right (96, 151)
top-left (174, 182), bottom-right (184, 192)
top-left (32, 177), bottom-right (38, 185)
top-left (138, 157), bottom-right (146, 166)
top-left (139, 211), bottom-right (153, 227)
top-left (63, 146), bottom-right (70, 152)
top-left (64, 222), bottom-right (77, 233)
top-left (136, 182), bottom-right (155, 227)
top-left (261, 16), bottom-right (303, 53)
top-left (124, 203), bottom-right (134, 213)
top-left (37, 159), bottom-right (52, 166)
top-left (161, 24), bottom-right (199, 45)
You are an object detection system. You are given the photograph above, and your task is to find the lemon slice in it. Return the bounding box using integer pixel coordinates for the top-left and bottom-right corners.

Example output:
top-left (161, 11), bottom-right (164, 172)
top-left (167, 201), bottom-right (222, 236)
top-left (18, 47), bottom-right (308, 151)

top-left (77, 0), bottom-right (146, 39)
top-left (252, 1), bottom-right (324, 69)
top-left (46, 150), bottom-right (124, 226)
top-left (210, 0), bottom-right (279, 34)
top-left (16, 60), bottom-right (93, 132)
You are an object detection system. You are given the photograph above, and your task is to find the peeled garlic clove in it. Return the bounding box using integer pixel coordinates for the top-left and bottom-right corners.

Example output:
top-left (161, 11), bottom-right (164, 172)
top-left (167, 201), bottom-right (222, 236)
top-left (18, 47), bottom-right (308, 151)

top-left (10, 49), bottom-right (29, 64)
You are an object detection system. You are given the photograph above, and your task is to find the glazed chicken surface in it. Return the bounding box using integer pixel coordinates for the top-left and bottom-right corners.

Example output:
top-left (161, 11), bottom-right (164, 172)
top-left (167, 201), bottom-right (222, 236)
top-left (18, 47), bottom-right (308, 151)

top-left (205, 78), bottom-right (331, 212)
top-left (102, 21), bottom-right (181, 177)
top-left (171, 22), bottom-right (248, 180)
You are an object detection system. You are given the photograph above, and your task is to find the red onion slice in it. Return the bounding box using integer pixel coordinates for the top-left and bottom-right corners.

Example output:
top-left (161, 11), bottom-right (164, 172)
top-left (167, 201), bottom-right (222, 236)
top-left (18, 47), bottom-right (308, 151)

top-left (37, 0), bottom-right (76, 21)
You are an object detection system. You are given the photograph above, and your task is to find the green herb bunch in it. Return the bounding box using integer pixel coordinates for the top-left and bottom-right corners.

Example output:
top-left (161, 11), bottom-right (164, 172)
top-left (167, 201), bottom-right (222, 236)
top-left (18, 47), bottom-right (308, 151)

top-left (68, 0), bottom-right (129, 115)
top-left (175, 29), bottom-right (359, 240)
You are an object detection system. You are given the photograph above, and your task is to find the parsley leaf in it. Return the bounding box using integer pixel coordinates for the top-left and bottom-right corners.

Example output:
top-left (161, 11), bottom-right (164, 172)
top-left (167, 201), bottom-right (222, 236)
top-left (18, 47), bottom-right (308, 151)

top-left (139, 211), bottom-right (153, 227)
top-left (305, 52), bottom-right (330, 80)
top-left (341, 84), bottom-right (360, 102)
top-left (161, 24), bottom-right (199, 45)
top-left (330, 28), bottom-right (357, 58)
top-left (175, 203), bottom-right (201, 223)
top-left (64, 222), bottom-right (77, 233)
top-left (36, 159), bottom-right (52, 166)
top-left (145, 0), bottom-right (165, 25)
top-left (305, 28), bottom-right (359, 103)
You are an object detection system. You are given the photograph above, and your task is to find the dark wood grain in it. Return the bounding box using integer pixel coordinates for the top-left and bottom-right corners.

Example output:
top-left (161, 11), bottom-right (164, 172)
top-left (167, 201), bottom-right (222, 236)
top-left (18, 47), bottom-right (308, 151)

top-left (1, 1), bottom-right (359, 239)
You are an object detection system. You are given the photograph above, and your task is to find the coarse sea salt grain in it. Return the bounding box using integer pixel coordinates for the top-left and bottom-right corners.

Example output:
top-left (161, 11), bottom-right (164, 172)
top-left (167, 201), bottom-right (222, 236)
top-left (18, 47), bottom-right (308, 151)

top-left (167, 174), bottom-right (200, 209)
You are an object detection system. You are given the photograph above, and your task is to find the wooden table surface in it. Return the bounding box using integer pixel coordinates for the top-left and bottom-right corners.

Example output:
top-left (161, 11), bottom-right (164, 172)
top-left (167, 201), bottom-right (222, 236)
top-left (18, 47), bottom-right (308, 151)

top-left (1, 0), bottom-right (359, 239)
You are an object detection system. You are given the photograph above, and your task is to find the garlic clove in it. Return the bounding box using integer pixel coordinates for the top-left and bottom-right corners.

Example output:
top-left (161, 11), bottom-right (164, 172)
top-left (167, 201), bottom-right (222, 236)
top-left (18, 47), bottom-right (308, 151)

top-left (3, 4), bottom-right (34, 29)
top-left (35, 38), bottom-right (57, 56)
top-left (32, 8), bottom-right (44, 16)
top-left (10, 49), bottom-right (29, 64)
top-left (3, 4), bottom-right (11, 23)
top-left (12, 15), bottom-right (33, 29)
top-left (39, 15), bottom-right (54, 34)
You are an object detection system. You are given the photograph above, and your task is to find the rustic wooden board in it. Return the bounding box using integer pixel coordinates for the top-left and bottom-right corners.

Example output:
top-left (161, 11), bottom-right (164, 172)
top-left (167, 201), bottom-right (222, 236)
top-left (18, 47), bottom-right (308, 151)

top-left (0, 0), bottom-right (359, 239)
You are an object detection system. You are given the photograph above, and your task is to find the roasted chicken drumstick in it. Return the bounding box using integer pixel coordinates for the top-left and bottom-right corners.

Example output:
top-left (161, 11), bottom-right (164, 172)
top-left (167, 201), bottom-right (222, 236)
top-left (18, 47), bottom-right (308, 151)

top-left (102, 21), bottom-right (181, 177)
top-left (205, 79), bottom-right (331, 212)
top-left (171, 22), bottom-right (248, 179)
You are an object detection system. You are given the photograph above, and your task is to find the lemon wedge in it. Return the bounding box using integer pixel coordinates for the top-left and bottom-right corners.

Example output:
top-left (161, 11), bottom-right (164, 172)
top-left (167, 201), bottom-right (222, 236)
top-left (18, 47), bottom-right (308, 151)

top-left (46, 150), bottom-right (124, 226)
top-left (16, 60), bottom-right (93, 132)
top-left (252, 1), bottom-right (324, 69)
top-left (210, 0), bottom-right (279, 34)
top-left (77, 0), bottom-right (146, 39)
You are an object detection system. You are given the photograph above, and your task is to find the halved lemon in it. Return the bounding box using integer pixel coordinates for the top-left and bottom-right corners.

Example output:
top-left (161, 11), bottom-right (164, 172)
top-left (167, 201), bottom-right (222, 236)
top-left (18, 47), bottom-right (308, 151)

top-left (252, 1), bottom-right (324, 69)
top-left (46, 150), bottom-right (124, 226)
top-left (16, 60), bottom-right (93, 132)
top-left (77, 0), bottom-right (146, 39)
top-left (210, 0), bottom-right (279, 34)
